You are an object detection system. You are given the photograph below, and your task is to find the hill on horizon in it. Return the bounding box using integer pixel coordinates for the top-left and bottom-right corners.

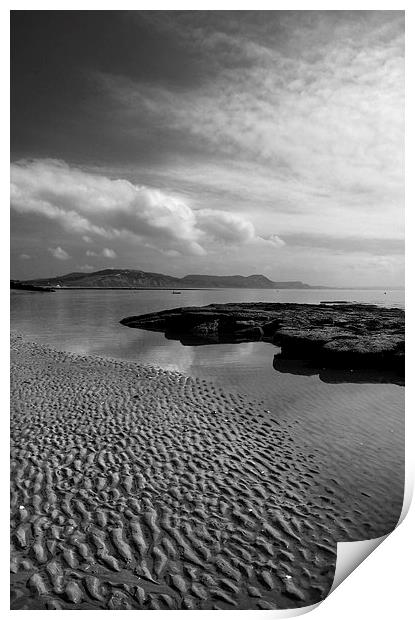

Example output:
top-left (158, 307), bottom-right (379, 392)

top-left (22, 269), bottom-right (313, 289)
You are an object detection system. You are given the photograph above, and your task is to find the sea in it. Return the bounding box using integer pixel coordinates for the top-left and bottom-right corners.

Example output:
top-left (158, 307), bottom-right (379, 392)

top-left (11, 287), bottom-right (405, 539)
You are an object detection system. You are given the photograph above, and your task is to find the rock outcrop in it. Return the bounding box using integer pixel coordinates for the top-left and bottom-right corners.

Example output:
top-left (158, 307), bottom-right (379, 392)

top-left (10, 280), bottom-right (55, 292)
top-left (121, 302), bottom-right (404, 378)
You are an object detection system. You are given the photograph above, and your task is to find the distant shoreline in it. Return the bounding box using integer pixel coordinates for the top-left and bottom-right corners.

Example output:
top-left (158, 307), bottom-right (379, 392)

top-left (28, 286), bottom-right (319, 291)
top-left (11, 285), bottom-right (404, 292)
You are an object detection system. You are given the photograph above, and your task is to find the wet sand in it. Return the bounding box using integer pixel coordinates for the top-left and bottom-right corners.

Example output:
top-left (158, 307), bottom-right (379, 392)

top-left (10, 332), bottom-right (399, 610)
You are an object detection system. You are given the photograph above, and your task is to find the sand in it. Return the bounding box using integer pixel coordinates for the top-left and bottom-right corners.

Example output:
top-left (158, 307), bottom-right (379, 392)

top-left (10, 332), bottom-right (392, 610)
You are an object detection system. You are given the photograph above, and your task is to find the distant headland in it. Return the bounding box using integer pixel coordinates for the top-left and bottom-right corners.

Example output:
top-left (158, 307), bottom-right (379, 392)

top-left (12, 269), bottom-right (322, 290)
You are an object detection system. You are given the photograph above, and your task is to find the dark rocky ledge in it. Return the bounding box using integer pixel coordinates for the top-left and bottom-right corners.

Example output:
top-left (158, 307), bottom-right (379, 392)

top-left (11, 280), bottom-right (55, 292)
top-left (121, 302), bottom-right (404, 382)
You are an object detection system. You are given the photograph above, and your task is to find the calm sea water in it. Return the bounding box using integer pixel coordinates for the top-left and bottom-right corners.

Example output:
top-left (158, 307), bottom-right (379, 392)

top-left (11, 288), bottom-right (405, 537)
top-left (10, 287), bottom-right (403, 363)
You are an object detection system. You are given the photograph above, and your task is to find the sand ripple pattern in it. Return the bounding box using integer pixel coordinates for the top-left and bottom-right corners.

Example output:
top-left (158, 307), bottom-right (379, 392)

top-left (10, 333), bottom-right (380, 609)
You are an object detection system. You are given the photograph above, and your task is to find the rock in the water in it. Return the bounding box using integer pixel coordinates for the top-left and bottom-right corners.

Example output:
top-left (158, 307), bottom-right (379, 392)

top-left (121, 302), bottom-right (404, 380)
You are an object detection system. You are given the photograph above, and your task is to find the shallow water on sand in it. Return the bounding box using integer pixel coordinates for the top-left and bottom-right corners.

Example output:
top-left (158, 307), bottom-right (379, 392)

top-left (11, 288), bottom-right (405, 540)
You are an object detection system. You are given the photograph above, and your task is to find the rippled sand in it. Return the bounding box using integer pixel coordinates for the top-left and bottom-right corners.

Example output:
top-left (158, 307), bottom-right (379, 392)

top-left (10, 332), bottom-right (398, 610)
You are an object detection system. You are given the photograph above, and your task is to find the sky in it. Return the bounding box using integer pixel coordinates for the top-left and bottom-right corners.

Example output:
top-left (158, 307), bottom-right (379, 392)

top-left (10, 10), bottom-right (404, 286)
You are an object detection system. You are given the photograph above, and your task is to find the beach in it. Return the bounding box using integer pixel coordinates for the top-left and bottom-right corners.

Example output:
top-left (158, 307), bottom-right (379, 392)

top-left (10, 332), bottom-right (400, 610)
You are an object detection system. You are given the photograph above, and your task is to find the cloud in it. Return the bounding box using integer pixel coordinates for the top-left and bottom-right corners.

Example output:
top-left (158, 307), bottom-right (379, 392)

top-left (48, 246), bottom-right (70, 260)
top-left (19, 253), bottom-right (31, 260)
top-left (195, 209), bottom-right (256, 243)
top-left (260, 234), bottom-right (286, 248)
top-left (79, 264), bottom-right (94, 271)
top-left (102, 247), bottom-right (117, 258)
top-left (11, 159), bottom-right (275, 257)
top-left (86, 247), bottom-right (117, 259)
top-left (279, 233), bottom-right (404, 255)
top-left (96, 12), bottom-right (403, 243)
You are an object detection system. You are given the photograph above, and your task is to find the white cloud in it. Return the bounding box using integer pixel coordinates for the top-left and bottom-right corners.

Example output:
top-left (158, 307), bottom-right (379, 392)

top-left (19, 253), bottom-right (31, 260)
top-left (260, 234), bottom-right (286, 248)
top-left (102, 247), bottom-right (117, 259)
top-left (11, 159), bottom-right (275, 257)
top-left (195, 209), bottom-right (255, 243)
top-left (86, 247), bottom-right (117, 259)
top-left (48, 246), bottom-right (70, 260)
